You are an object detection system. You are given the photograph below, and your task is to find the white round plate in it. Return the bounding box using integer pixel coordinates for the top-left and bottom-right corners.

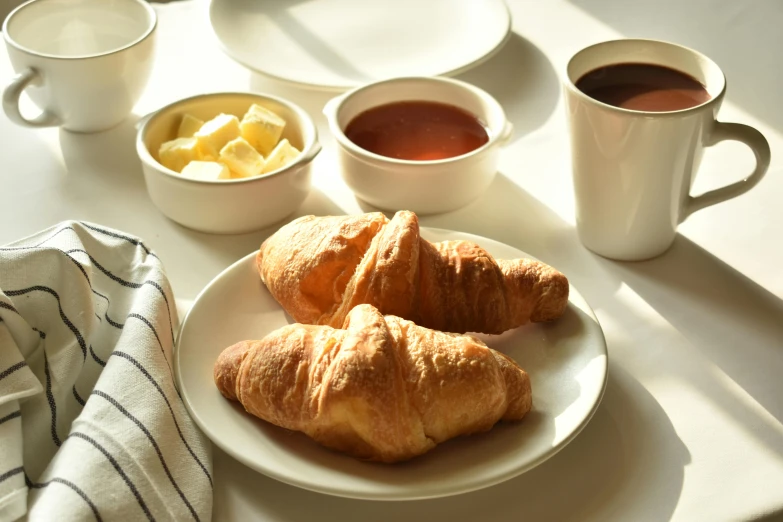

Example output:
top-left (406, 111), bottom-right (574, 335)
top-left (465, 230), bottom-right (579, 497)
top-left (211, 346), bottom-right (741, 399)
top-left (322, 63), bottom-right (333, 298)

top-left (209, 0), bottom-right (512, 90)
top-left (175, 229), bottom-right (608, 500)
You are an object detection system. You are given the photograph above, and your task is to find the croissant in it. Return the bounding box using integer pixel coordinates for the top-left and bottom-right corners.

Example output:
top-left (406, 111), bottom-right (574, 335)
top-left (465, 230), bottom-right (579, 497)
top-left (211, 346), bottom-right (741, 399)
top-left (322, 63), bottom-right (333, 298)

top-left (214, 304), bottom-right (531, 463)
top-left (257, 210), bottom-right (568, 335)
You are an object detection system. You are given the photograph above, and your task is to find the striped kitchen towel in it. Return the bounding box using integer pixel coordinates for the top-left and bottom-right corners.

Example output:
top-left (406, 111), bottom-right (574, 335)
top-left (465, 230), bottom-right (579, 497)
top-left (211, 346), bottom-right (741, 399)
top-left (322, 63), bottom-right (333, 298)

top-left (0, 222), bottom-right (212, 521)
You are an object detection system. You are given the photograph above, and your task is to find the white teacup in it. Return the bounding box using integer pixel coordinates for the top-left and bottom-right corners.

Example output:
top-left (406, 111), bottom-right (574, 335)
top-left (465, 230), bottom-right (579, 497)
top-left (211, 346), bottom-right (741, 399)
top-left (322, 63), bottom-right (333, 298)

top-left (564, 39), bottom-right (771, 261)
top-left (2, 0), bottom-right (156, 133)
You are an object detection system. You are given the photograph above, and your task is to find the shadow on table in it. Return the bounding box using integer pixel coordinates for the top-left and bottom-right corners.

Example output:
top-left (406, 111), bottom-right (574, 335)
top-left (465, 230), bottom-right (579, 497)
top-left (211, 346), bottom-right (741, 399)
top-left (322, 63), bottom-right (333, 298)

top-left (454, 32), bottom-right (561, 144)
top-left (158, 186), bottom-right (348, 270)
top-left (759, 510), bottom-right (783, 522)
top-left (212, 363), bottom-right (688, 522)
top-left (247, 32), bottom-right (560, 146)
top-left (58, 115), bottom-right (148, 201)
top-left (598, 235), bottom-right (783, 445)
top-left (566, 0), bottom-right (783, 133)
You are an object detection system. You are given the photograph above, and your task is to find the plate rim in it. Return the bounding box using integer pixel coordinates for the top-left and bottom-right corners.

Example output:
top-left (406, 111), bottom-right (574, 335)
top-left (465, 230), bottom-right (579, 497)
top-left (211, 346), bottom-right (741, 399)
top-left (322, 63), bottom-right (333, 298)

top-left (207, 0), bottom-right (514, 91)
top-left (174, 227), bottom-right (609, 500)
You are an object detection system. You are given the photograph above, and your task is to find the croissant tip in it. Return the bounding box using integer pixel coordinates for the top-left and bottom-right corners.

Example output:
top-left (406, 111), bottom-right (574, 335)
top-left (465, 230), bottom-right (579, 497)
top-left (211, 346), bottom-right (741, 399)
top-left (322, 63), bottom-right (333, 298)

top-left (214, 341), bottom-right (252, 402)
top-left (531, 270), bottom-right (570, 322)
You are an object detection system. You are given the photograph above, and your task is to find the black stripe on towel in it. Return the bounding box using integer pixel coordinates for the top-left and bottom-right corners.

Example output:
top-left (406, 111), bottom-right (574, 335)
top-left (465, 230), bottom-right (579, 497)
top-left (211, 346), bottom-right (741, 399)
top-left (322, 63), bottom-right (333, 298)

top-left (27, 474), bottom-right (103, 522)
top-left (73, 386), bottom-right (86, 406)
top-left (91, 288), bottom-right (124, 326)
top-left (44, 352), bottom-right (61, 447)
top-left (3, 243), bottom-right (171, 352)
top-left (28, 224), bottom-right (76, 248)
top-left (71, 432), bottom-right (155, 522)
top-left (127, 314), bottom-right (168, 364)
top-left (90, 345), bottom-right (106, 367)
top-left (91, 288), bottom-right (110, 303)
top-left (0, 467), bottom-right (23, 484)
top-left (0, 247), bottom-right (146, 342)
top-left (0, 301), bottom-right (51, 344)
top-left (92, 391), bottom-right (200, 521)
top-left (111, 351), bottom-right (212, 487)
top-left (0, 301), bottom-right (19, 314)
top-left (0, 224), bottom-right (77, 251)
top-left (4, 286), bottom-right (87, 360)
top-left (65, 249), bottom-right (175, 346)
top-left (103, 312), bottom-right (124, 329)
top-left (0, 410), bottom-right (20, 425)
top-left (0, 361), bottom-right (27, 381)
top-left (78, 222), bottom-right (159, 259)
top-left (0, 242), bottom-right (92, 283)
top-left (88, 288), bottom-right (131, 330)
top-left (125, 314), bottom-right (179, 398)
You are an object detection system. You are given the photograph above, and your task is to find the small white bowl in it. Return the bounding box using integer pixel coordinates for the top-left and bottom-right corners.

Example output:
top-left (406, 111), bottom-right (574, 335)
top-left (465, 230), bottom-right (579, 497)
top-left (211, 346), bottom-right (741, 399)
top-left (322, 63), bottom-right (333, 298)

top-left (323, 76), bottom-right (512, 215)
top-left (137, 92), bottom-right (321, 234)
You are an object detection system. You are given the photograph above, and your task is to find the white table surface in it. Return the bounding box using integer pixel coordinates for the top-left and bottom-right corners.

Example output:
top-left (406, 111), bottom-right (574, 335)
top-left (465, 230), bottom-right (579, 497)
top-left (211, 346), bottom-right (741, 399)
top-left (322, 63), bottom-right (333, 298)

top-left (2, 0), bottom-right (782, 520)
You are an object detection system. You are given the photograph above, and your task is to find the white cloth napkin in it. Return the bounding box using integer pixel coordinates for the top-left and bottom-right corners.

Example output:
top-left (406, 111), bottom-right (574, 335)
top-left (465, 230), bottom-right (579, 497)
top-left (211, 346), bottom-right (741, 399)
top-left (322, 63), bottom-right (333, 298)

top-left (0, 222), bottom-right (212, 521)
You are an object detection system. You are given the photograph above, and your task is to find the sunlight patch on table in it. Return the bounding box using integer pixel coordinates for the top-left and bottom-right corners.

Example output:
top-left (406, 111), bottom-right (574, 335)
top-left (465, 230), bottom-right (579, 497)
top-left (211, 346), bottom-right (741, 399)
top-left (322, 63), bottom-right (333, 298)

top-left (604, 282), bottom-right (783, 448)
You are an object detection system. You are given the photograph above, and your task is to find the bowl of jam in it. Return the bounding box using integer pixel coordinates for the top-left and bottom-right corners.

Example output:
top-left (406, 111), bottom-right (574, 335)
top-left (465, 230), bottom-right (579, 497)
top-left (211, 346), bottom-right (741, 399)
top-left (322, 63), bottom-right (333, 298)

top-left (323, 76), bottom-right (512, 214)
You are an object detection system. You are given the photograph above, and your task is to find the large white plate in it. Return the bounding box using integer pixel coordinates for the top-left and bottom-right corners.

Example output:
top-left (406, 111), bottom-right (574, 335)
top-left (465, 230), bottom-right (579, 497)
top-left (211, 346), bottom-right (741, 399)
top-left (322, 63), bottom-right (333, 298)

top-left (209, 0), bottom-right (513, 90)
top-left (175, 229), bottom-right (608, 500)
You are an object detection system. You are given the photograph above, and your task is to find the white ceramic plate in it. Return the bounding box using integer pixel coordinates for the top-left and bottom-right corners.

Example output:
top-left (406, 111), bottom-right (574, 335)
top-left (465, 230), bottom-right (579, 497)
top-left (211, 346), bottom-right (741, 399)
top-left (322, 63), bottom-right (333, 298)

top-left (175, 229), bottom-right (608, 500)
top-left (209, 0), bottom-right (513, 90)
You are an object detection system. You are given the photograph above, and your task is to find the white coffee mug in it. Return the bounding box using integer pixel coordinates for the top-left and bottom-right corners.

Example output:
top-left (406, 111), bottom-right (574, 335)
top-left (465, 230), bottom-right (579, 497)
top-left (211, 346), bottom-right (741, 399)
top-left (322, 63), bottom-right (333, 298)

top-left (2, 0), bottom-right (156, 133)
top-left (564, 39), bottom-right (770, 261)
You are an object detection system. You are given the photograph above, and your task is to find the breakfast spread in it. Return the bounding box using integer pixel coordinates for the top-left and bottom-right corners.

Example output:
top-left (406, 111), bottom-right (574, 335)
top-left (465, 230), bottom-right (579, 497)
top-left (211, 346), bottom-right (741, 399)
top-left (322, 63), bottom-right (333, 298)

top-left (256, 210), bottom-right (569, 334)
top-left (157, 103), bottom-right (301, 181)
top-left (11, 0), bottom-right (760, 508)
top-left (344, 100), bottom-right (489, 160)
top-left (213, 304), bottom-right (532, 463)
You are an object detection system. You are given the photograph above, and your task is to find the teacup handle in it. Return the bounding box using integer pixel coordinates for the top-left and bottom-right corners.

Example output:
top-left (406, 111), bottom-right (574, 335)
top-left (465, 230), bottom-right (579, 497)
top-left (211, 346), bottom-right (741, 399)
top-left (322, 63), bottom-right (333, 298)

top-left (3, 67), bottom-right (61, 128)
top-left (683, 121), bottom-right (771, 220)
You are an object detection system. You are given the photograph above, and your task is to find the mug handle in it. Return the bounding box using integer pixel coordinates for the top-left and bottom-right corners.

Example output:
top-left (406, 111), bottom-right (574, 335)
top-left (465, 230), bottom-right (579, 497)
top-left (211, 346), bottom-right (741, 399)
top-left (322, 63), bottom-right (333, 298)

top-left (683, 121), bottom-right (771, 220)
top-left (2, 67), bottom-right (61, 128)
top-left (498, 120), bottom-right (514, 146)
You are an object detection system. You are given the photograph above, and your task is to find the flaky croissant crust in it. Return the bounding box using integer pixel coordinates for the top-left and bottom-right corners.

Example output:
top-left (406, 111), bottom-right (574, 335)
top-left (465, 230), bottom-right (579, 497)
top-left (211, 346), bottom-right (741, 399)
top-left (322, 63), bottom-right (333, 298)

top-left (257, 210), bottom-right (569, 334)
top-left (214, 305), bottom-right (532, 463)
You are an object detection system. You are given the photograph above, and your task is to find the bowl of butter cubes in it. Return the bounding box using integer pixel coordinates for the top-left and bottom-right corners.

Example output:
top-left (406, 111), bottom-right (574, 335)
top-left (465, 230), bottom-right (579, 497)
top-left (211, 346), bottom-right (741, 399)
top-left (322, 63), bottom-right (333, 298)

top-left (136, 92), bottom-right (321, 234)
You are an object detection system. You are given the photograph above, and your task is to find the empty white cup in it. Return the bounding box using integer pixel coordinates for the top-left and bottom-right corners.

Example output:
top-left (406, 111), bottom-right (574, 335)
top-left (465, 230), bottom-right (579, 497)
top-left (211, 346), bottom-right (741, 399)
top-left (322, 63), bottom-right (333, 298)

top-left (2, 0), bottom-right (156, 132)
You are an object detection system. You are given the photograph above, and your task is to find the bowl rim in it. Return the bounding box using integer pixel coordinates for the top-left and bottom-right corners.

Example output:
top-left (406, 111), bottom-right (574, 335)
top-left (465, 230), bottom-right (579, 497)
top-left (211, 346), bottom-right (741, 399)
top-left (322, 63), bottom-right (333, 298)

top-left (324, 76), bottom-right (509, 166)
top-left (4, 0), bottom-right (157, 61)
top-left (136, 91), bottom-right (320, 185)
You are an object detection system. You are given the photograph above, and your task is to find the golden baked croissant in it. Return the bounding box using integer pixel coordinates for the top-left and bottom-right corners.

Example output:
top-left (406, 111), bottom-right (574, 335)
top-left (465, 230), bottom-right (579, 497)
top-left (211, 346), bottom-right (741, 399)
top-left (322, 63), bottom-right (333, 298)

top-left (257, 210), bottom-right (569, 335)
top-left (214, 304), bottom-right (532, 463)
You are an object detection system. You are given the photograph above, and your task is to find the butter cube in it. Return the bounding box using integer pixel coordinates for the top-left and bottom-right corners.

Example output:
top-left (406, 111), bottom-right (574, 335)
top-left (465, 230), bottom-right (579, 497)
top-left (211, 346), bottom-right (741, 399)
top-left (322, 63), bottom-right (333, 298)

top-left (195, 114), bottom-right (240, 159)
top-left (219, 137), bottom-right (265, 178)
top-left (240, 104), bottom-right (286, 156)
top-left (181, 161), bottom-right (231, 181)
top-left (262, 139), bottom-right (300, 174)
top-left (158, 137), bottom-right (202, 173)
top-left (177, 114), bottom-right (205, 138)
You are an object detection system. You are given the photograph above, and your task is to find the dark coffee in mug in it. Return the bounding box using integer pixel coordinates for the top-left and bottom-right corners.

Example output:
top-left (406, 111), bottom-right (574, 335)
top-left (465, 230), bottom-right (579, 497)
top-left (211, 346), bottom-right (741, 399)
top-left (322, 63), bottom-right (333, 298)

top-left (575, 63), bottom-right (711, 112)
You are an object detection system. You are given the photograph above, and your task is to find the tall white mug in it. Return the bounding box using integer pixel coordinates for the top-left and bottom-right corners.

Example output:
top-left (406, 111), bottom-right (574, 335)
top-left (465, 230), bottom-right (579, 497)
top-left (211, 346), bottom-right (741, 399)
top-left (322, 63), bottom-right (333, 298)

top-left (564, 39), bottom-right (770, 261)
top-left (2, 0), bottom-right (156, 133)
